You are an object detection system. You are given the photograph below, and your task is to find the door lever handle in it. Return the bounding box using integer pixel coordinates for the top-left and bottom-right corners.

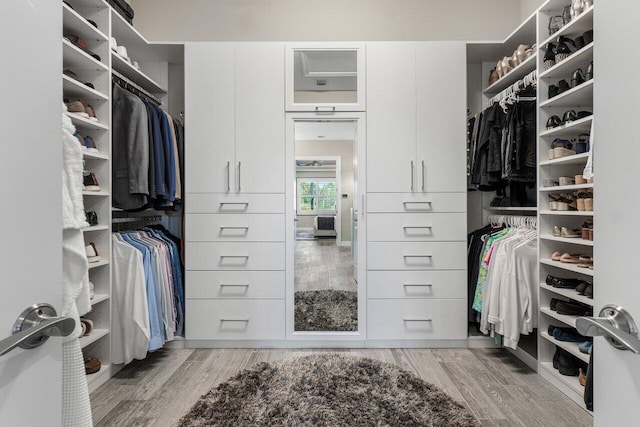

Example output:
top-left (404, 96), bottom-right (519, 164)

top-left (0, 303), bottom-right (75, 357)
top-left (577, 304), bottom-right (640, 353)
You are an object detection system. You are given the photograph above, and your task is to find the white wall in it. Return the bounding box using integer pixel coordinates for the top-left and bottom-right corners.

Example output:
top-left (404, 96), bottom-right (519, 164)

top-left (520, 0), bottom-right (545, 20)
top-left (130, 0), bottom-right (526, 42)
top-left (296, 140), bottom-right (354, 243)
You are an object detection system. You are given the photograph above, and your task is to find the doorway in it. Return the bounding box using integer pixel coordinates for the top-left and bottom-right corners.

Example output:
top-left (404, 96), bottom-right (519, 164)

top-left (285, 113), bottom-right (367, 342)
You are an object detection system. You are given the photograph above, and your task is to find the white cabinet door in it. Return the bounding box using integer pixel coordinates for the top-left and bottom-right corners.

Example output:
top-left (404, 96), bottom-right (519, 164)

top-left (366, 42), bottom-right (417, 193)
top-left (416, 42), bottom-right (467, 193)
top-left (185, 43), bottom-right (235, 193)
top-left (235, 43), bottom-right (285, 194)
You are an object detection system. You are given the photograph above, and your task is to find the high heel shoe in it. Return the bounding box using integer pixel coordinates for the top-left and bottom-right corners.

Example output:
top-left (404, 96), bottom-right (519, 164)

top-left (571, 68), bottom-right (586, 88)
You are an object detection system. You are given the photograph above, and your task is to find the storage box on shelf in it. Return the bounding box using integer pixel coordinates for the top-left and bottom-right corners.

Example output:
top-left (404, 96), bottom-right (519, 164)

top-left (536, 0), bottom-right (595, 411)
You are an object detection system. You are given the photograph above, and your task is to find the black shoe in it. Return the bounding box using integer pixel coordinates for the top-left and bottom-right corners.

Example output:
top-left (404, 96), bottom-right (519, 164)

top-left (557, 348), bottom-right (579, 376)
top-left (584, 284), bottom-right (593, 299)
top-left (550, 298), bottom-right (560, 311)
top-left (85, 211), bottom-right (98, 226)
top-left (577, 110), bottom-right (593, 119)
top-left (574, 36), bottom-right (586, 50)
top-left (546, 275), bottom-right (582, 289)
top-left (571, 68), bottom-right (586, 88)
top-left (583, 30), bottom-right (593, 44)
top-left (562, 110), bottom-right (578, 125)
top-left (558, 79), bottom-right (570, 94)
top-left (546, 115), bottom-right (562, 129)
top-left (548, 84), bottom-right (559, 99)
top-left (555, 300), bottom-right (592, 316)
top-left (585, 61), bottom-right (593, 80)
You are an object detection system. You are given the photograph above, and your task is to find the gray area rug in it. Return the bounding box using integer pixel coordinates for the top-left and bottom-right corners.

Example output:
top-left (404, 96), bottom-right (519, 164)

top-left (179, 354), bottom-right (479, 426)
top-left (295, 290), bottom-right (357, 331)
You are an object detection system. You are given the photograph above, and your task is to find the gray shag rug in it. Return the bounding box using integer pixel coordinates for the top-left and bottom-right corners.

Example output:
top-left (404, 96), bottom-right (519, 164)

top-left (179, 354), bottom-right (479, 427)
top-left (295, 290), bottom-right (357, 331)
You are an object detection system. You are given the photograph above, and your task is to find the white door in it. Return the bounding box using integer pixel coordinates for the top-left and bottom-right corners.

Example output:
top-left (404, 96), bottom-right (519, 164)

top-left (235, 43), bottom-right (285, 193)
top-left (0, 1), bottom-right (64, 424)
top-left (185, 43), bottom-right (236, 193)
top-left (366, 42), bottom-right (417, 193)
top-left (592, 1), bottom-right (640, 423)
top-left (416, 42), bottom-right (467, 193)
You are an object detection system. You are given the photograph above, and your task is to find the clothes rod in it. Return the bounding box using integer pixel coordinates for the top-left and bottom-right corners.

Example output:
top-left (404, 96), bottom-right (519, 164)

top-left (488, 214), bottom-right (537, 228)
top-left (490, 70), bottom-right (537, 105)
top-left (111, 70), bottom-right (163, 106)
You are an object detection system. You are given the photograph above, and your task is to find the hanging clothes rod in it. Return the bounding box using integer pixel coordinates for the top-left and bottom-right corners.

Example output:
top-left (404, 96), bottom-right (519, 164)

top-left (111, 70), bottom-right (163, 106)
top-left (489, 70), bottom-right (537, 106)
top-left (112, 215), bottom-right (162, 232)
top-left (488, 214), bottom-right (537, 228)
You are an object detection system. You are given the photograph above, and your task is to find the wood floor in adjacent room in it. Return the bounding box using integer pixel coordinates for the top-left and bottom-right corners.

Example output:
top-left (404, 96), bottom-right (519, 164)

top-left (90, 348), bottom-right (592, 427)
top-left (295, 238), bottom-right (356, 292)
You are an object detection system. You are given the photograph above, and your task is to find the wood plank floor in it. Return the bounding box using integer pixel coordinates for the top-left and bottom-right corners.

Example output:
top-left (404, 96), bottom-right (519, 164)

top-left (90, 348), bottom-right (592, 426)
top-left (295, 239), bottom-right (356, 292)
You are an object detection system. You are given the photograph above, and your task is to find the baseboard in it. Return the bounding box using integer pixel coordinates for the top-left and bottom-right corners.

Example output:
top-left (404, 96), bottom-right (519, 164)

top-left (337, 240), bottom-right (352, 247)
top-left (164, 336), bottom-right (186, 349)
top-left (365, 339), bottom-right (468, 349)
top-left (185, 339), bottom-right (468, 349)
top-left (87, 363), bottom-right (122, 393)
top-left (506, 346), bottom-right (538, 371)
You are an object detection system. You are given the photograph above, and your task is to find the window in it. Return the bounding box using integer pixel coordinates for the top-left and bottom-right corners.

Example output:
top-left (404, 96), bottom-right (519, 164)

top-left (297, 179), bottom-right (336, 213)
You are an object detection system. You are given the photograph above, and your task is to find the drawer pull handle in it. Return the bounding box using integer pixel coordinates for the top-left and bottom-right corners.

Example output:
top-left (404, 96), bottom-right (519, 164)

top-left (220, 255), bottom-right (249, 258)
top-left (403, 284), bottom-right (433, 287)
top-left (220, 226), bottom-right (250, 230)
top-left (403, 255), bottom-right (432, 258)
top-left (402, 201), bottom-right (432, 205)
top-left (403, 318), bottom-right (432, 322)
top-left (220, 319), bottom-right (250, 322)
top-left (402, 226), bottom-right (432, 229)
top-left (219, 202), bottom-right (249, 205)
top-left (220, 284), bottom-right (250, 287)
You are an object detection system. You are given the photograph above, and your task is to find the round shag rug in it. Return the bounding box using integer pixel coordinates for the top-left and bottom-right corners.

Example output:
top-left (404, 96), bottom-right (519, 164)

top-left (294, 290), bottom-right (357, 331)
top-left (179, 354), bottom-right (479, 427)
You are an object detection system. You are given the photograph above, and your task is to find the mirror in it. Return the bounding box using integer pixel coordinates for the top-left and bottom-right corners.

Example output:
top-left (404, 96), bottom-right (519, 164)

top-left (294, 120), bottom-right (358, 331)
top-left (293, 50), bottom-right (358, 104)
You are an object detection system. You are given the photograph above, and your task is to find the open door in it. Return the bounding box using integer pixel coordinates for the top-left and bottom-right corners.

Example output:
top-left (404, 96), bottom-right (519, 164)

top-left (0, 1), bottom-right (64, 424)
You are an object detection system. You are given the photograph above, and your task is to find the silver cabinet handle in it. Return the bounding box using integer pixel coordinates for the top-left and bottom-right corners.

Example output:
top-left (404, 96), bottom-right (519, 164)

top-left (220, 255), bottom-right (249, 258)
top-left (577, 304), bottom-right (640, 353)
top-left (220, 319), bottom-right (250, 322)
top-left (403, 318), bottom-right (432, 322)
top-left (219, 202), bottom-right (249, 205)
top-left (410, 161), bottom-right (414, 191)
top-left (403, 255), bottom-right (432, 258)
top-left (219, 226), bottom-right (250, 230)
top-left (421, 160), bottom-right (425, 192)
top-left (0, 304), bottom-right (75, 357)
top-left (226, 161), bottom-right (230, 193)
top-left (402, 201), bottom-right (432, 205)
top-left (315, 106), bottom-right (336, 113)
top-left (402, 226), bottom-right (432, 229)
top-left (403, 284), bottom-right (433, 287)
top-left (220, 284), bottom-right (250, 287)
top-left (237, 161), bottom-right (242, 192)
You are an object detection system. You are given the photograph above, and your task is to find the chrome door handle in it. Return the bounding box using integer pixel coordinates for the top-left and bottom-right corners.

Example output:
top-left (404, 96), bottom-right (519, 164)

top-left (421, 160), bottom-right (425, 192)
top-left (577, 305), bottom-right (640, 353)
top-left (226, 161), bottom-right (230, 193)
top-left (237, 161), bottom-right (242, 193)
top-left (410, 161), bottom-right (414, 192)
top-left (0, 303), bottom-right (75, 357)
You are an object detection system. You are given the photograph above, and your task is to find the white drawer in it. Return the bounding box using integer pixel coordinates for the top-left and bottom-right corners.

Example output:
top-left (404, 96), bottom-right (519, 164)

top-left (367, 299), bottom-right (466, 340)
top-left (186, 214), bottom-right (285, 242)
top-left (366, 213), bottom-right (466, 242)
top-left (186, 242), bottom-right (285, 270)
top-left (366, 193), bottom-right (466, 213)
top-left (186, 299), bottom-right (285, 340)
top-left (367, 271), bottom-right (466, 299)
top-left (367, 242), bottom-right (466, 270)
top-left (186, 271), bottom-right (285, 299)
top-left (186, 193), bottom-right (285, 214)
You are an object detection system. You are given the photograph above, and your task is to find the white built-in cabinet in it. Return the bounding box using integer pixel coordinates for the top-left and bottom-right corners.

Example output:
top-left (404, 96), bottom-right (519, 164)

top-left (365, 41), bottom-right (468, 345)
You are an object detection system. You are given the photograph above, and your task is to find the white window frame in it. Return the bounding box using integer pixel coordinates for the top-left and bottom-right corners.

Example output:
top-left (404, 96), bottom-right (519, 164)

top-left (296, 177), bottom-right (337, 215)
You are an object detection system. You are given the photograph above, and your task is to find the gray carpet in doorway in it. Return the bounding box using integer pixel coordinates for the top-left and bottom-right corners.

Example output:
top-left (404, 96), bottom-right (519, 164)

top-left (178, 354), bottom-right (479, 426)
top-left (295, 290), bottom-right (357, 331)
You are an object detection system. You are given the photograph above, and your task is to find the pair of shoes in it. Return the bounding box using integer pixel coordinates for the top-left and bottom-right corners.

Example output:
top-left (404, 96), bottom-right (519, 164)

top-left (581, 219), bottom-right (593, 240)
top-left (72, 131), bottom-right (99, 153)
top-left (546, 111), bottom-right (592, 130)
top-left (575, 133), bottom-right (590, 154)
top-left (576, 282), bottom-right (594, 298)
top-left (550, 298), bottom-right (592, 316)
top-left (65, 100), bottom-right (99, 122)
top-left (576, 190), bottom-right (594, 212)
top-left (551, 251), bottom-right (592, 266)
top-left (548, 193), bottom-right (576, 211)
top-left (545, 274), bottom-right (582, 289)
top-left (83, 171), bottom-right (101, 192)
top-left (84, 357), bottom-right (101, 374)
top-left (553, 347), bottom-right (585, 376)
top-left (85, 211), bottom-right (98, 226)
top-left (64, 34), bottom-right (101, 61)
top-left (85, 242), bottom-right (101, 263)
top-left (548, 79), bottom-right (571, 99)
top-left (579, 341), bottom-right (593, 354)
top-left (80, 318), bottom-right (94, 336)
top-left (548, 325), bottom-right (588, 342)
top-left (63, 69), bottom-right (95, 89)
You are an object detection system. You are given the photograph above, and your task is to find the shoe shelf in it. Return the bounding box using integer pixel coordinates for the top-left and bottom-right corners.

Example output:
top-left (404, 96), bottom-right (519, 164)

top-left (541, 331), bottom-right (590, 364)
top-left (83, 225), bottom-right (110, 233)
top-left (82, 190), bottom-right (110, 197)
top-left (79, 328), bottom-right (109, 349)
top-left (540, 234), bottom-right (594, 247)
top-left (539, 43), bottom-right (593, 80)
top-left (483, 206), bottom-right (538, 212)
top-left (483, 53), bottom-right (537, 96)
top-left (539, 80), bottom-right (593, 109)
top-left (539, 183), bottom-right (593, 192)
top-left (539, 5), bottom-right (594, 49)
top-left (66, 112), bottom-right (109, 131)
top-left (90, 294), bottom-right (110, 306)
top-left (83, 151), bottom-right (109, 160)
top-left (88, 259), bottom-right (110, 270)
top-left (540, 283), bottom-right (593, 307)
top-left (540, 153), bottom-right (589, 166)
top-left (540, 116), bottom-right (593, 138)
top-left (541, 307), bottom-right (579, 328)
top-left (86, 365), bottom-right (112, 387)
top-left (540, 259), bottom-right (594, 277)
top-left (540, 210), bottom-right (593, 216)
top-left (539, 362), bottom-right (586, 397)
top-left (63, 3), bottom-right (109, 43)
top-left (111, 52), bottom-right (167, 94)
top-left (63, 38), bottom-right (108, 72)
top-left (62, 74), bottom-right (109, 102)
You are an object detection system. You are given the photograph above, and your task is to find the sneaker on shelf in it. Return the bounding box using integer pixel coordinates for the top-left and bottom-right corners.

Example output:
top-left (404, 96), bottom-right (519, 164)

top-left (83, 171), bottom-right (101, 192)
top-left (84, 357), bottom-right (101, 374)
top-left (85, 211), bottom-right (98, 226)
top-left (85, 242), bottom-right (101, 263)
top-left (83, 136), bottom-right (99, 153)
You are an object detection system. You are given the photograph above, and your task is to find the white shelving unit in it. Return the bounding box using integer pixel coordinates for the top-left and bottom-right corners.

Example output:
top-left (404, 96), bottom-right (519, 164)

top-left (536, 0), bottom-right (594, 412)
